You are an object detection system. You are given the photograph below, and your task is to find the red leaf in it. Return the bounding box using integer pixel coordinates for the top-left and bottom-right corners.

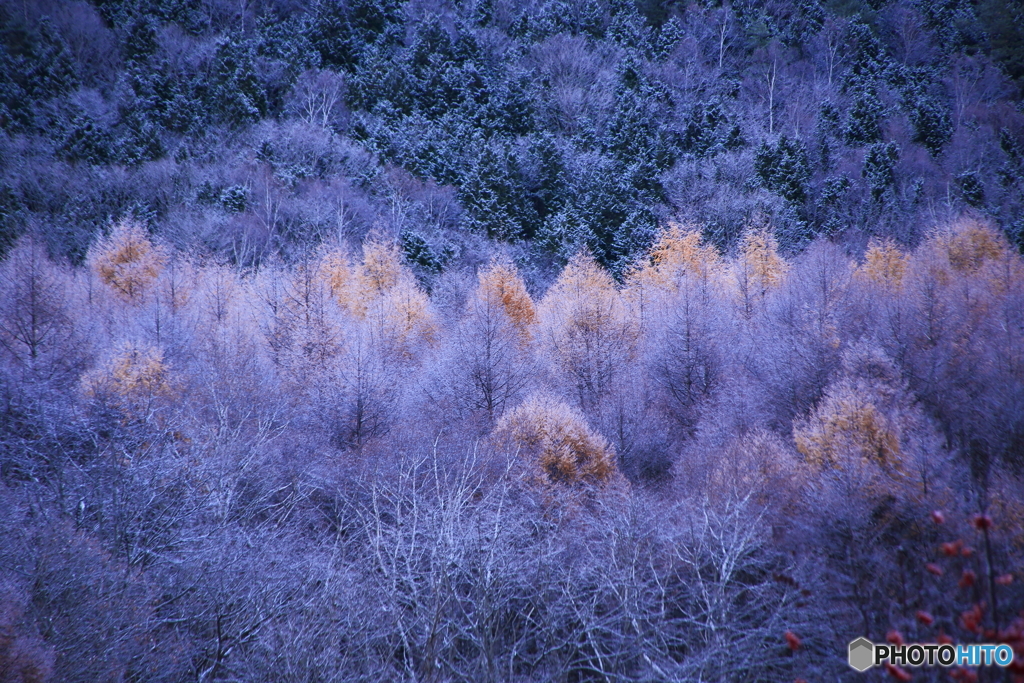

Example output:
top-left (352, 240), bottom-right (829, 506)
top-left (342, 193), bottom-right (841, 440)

top-left (971, 514), bottom-right (993, 530)
top-left (885, 662), bottom-right (913, 681)
top-left (960, 569), bottom-right (977, 589)
top-left (926, 563), bottom-right (944, 576)
top-left (785, 631), bottom-right (801, 651)
top-left (916, 610), bottom-right (934, 626)
top-left (951, 667), bottom-right (979, 683)
top-left (941, 540), bottom-right (963, 556)
top-left (961, 604), bottom-right (984, 634)
top-left (931, 510), bottom-right (946, 524)
top-left (996, 574), bottom-right (1015, 586)
top-left (887, 630), bottom-right (905, 645)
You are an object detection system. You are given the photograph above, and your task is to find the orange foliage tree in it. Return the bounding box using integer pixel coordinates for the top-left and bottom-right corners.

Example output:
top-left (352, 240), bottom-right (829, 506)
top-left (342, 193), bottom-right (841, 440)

top-left (625, 222), bottom-right (724, 337)
top-left (538, 251), bottom-right (639, 411)
top-left (628, 222), bottom-right (722, 293)
top-left (491, 393), bottom-right (621, 490)
top-left (794, 343), bottom-right (942, 494)
top-left (319, 237), bottom-right (437, 362)
top-left (733, 225), bottom-right (788, 316)
top-left (856, 238), bottom-right (909, 292)
top-left (433, 257), bottom-right (537, 423)
top-left (88, 219), bottom-right (168, 302)
top-left (476, 256), bottom-right (537, 343)
top-left (83, 341), bottom-right (176, 421)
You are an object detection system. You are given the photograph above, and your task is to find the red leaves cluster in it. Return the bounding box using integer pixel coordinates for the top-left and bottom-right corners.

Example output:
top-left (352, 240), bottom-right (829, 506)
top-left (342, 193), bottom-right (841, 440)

top-left (939, 539), bottom-right (975, 558)
top-left (885, 512), bottom-right (1021, 681)
top-left (994, 615), bottom-right (1024, 677)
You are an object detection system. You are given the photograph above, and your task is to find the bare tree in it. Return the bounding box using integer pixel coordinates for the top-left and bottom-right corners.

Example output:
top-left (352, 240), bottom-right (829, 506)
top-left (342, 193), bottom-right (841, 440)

top-left (0, 237), bottom-right (73, 373)
top-left (287, 69), bottom-right (347, 130)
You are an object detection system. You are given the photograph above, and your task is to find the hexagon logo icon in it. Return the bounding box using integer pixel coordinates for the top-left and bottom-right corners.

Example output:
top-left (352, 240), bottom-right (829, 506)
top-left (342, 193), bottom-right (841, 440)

top-left (848, 637), bottom-right (874, 672)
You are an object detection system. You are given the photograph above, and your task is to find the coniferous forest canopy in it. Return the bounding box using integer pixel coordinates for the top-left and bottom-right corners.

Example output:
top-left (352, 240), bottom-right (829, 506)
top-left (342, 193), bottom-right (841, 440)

top-left (2, 0), bottom-right (1024, 680)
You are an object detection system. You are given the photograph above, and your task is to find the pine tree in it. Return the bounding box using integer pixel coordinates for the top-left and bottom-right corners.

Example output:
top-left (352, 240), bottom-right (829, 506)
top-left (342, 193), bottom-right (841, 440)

top-left (844, 87), bottom-right (885, 147)
top-left (754, 136), bottom-right (811, 204)
top-left (863, 142), bottom-right (899, 202)
top-left (207, 38), bottom-right (267, 126)
top-left (909, 97), bottom-right (952, 158)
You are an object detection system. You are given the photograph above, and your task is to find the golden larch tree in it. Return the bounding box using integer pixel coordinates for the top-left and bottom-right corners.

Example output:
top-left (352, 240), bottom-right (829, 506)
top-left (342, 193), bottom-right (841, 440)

top-left (629, 222), bottom-right (722, 292)
top-left (733, 225), bottom-right (788, 315)
top-left (942, 217), bottom-right (1009, 274)
top-left (433, 257), bottom-right (536, 423)
top-left (83, 341), bottom-right (176, 419)
top-left (317, 246), bottom-right (366, 319)
top-left (355, 236), bottom-right (437, 361)
top-left (88, 219), bottom-right (168, 302)
top-left (492, 393), bottom-right (620, 489)
top-left (538, 251), bottom-right (639, 410)
top-left (792, 343), bottom-right (940, 494)
top-left (794, 390), bottom-right (901, 470)
top-left (856, 238), bottom-right (908, 292)
top-left (625, 222), bottom-right (723, 329)
top-left (476, 256), bottom-right (537, 343)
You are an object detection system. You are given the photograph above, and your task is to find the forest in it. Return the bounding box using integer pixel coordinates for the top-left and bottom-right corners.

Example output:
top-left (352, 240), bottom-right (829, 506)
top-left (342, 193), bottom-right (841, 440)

top-left (1, 0), bottom-right (1024, 681)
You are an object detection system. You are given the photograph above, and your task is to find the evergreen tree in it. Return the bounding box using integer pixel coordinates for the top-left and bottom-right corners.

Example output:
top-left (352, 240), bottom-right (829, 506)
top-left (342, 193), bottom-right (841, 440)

top-left (863, 141), bottom-right (900, 202)
top-left (755, 135), bottom-right (811, 204)
top-left (0, 14), bottom-right (78, 131)
top-left (460, 138), bottom-right (535, 241)
top-left (206, 38), bottom-right (268, 126)
top-left (908, 97), bottom-right (952, 158)
top-left (844, 86), bottom-right (885, 146)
